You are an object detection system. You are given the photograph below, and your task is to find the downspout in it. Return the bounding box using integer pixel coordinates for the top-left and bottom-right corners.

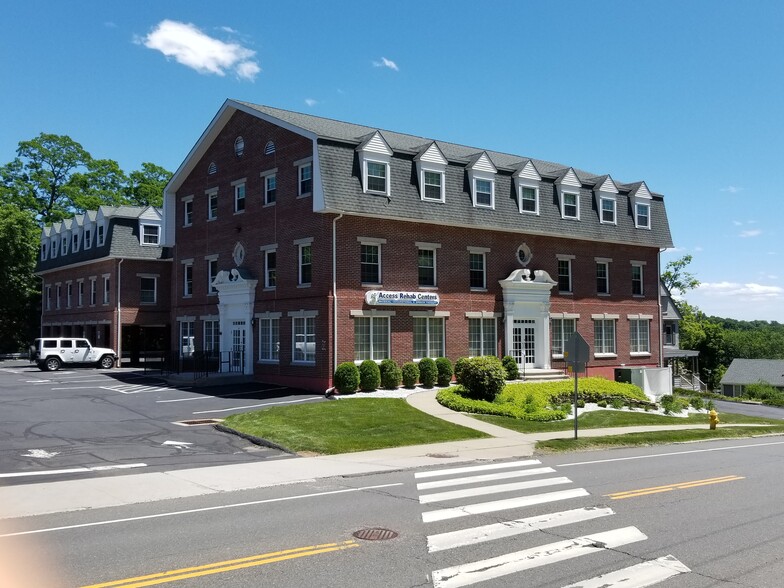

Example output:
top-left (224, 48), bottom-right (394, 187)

top-left (657, 248), bottom-right (664, 369)
top-left (332, 213), bottom-right (344, 376)
top-left (116, 258), bottom-right (123, 366)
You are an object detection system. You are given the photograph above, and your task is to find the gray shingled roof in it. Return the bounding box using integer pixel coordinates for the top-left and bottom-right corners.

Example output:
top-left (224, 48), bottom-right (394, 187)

top-left (237, 101), bottom-right (673, 248)
top-left (721, 359), bottom-right (784, 387)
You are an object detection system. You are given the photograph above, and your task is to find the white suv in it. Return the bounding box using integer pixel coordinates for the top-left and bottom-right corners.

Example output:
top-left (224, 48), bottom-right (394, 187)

top-left (33, 338), bottom-right (116, 371)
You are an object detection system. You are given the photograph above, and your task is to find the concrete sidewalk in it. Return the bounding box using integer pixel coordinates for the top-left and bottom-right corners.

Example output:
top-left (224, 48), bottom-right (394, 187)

top-left (0, 389), bottom-right (730, 520)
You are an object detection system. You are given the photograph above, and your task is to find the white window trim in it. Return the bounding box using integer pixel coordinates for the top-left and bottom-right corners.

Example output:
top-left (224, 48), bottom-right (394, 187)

top-left (232, 179), bottom-right (246, 214)
top-left (631, 261), bottom-right (646, 297)
top-left (295, 237), bottom-right (314, 287)
top-left (628, 315), bottom-right (653, 356)
top-left (260, 244), bottom-right (278, 290)
top-left (260, 168), bottom-right (278, 206)
top-left (592, 315), bottom-right (618, 358)
top-left (55, 283), bottom-right (61, 310)
top-left (556, 254), bottom-right (575, 294)
top-left (294, 157), bottom-right (313, 198)
top-left (409, 311), bottom-right (449, 361)
top-left (561, 191), bottom-right (580, 220)
top-left (182, 259), bottom-right (194, 298)
top-left (416, 242), bottom-right (440, 289)
top-left (205, 254), bottom-right (218, 295)
top-left (141, 223), bottom-right (161, 246)
top-left (256, 312), bottom-right (282, 364)
top-left (102, 274), bottom-right (111, 305)
top-left (182, 195), bottom-right (194, 227)
top-left (599, 196), bottom-right (617, 224)
top-left (471, 175), bottom-right (495, 209)
top-left (72, 231), bottom-right (80, 253)
top-left (420, 167), bottom-right (445, 203)
top-left (595, 257), bottom-right (612, 296)
top-left (138, 273), bottom-right (159, 305)
top-left (550, 313), bottom-right (580, 358)
top-left (66, 281), bottom-right (72, 309)
top-left (288, 309), bottom-right (318, 365)
top-left (206, 188), bottom-right (218, 221)
top-left (352, 315), bottom-right (392, 364)
top-left (358, 237), bottom-right (386, 286)
top-left (468, 248), bottom-right (488, 291)
top-left (635, 201), bottom-right (651, 229)
top-left (518, 183), bottom-right (539, 215)
top-left (89, 277), bottom-right (97, 306)
top-left (363, 158), bottom-right (391, 196)
top-left (77, 279), bottom-right (84, 307)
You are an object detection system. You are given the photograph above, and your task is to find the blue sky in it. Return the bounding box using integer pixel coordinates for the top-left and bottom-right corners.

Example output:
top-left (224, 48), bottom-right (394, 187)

top-left (3, 1), bottom-right (783, 322)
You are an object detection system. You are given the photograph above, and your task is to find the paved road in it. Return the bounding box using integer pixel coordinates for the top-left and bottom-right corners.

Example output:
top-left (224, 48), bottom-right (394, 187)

top-left (0, 362), bottom-right (321, 485)
top-left (5, 436), bottom-right (784, 587)
top-left (714, 398), bottom-right (784, 420)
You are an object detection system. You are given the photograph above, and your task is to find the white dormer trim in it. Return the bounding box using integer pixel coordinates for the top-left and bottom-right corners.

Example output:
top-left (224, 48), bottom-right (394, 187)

top-left (514, 160), bottom-right (541, 215)
top-left (556, 168), bottom-right (582, 220)
top-left (595, 176), bottom-right (619, 225)
top-left (631, 182), bottom-right (653, 229)
top-left (357, 131), bottom-right (393, 196)
top-left (467, 152), bottom-right (497, 209)
top-left (414, 142), bottom-right (447, 203)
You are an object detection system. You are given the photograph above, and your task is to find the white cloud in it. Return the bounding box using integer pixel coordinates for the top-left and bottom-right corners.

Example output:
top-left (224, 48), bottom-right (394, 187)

top-left (698, 282), bottom-right (784, 300)
top-left (373, 57), bottom-right (399, 71)
top-left (104, 21), bottom-right (118, 29)
top-left (739, 229), bottom-right (762, 238)
top-left (721, 185), bottom-right (742, 194)
top-left (304, 98), bottom-right (317, 107)
top-left (139, 20), bottom-right (260, 81)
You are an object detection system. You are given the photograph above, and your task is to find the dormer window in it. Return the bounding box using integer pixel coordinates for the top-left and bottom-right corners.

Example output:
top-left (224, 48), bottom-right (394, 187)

top-left (97, 225), bottom-right (105, 246)
top-left (62, 236), bottom-right (68, 255)
top-left (635, 202), bottom-right (650, 228)
top-left (415, 143), bottom-right (447, 203)
top-left (467, 152), bottom-right (497, 210)
top-left (600, 197), bottom-right (616, 223)
top-left (84, 229), bottom-right (92, 248)
top-left (142, 224), bottom-right (160, 245)
top-left (514, 161), bottom-right (541, 215)
top-left (72, 232), bottom-right (80, 252)
top-left (41, 242), bottom-right (48, 260)
top-left (52, 240), bottom-right (58, 258)
top-left (562, 192), bottom-right (579, 219)
top-left (357, 131), bottom-right (392, 197)
top-left (520, 186), bottom-right (538, 214)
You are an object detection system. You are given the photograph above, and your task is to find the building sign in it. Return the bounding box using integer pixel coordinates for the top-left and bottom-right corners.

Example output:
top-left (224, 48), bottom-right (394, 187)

top-left (365, 290), bottom-right (440, 306)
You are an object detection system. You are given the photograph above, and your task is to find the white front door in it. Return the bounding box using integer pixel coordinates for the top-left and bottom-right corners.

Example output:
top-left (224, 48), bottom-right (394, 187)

top-left (231, 321), bottom-right (246, 372)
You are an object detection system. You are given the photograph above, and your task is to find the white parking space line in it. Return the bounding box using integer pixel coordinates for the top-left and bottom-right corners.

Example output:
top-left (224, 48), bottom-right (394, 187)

top-left (415, 459), bottom-right (542, 479)
top-left (422, 488), bottom-right (590, 523)
top-left (420, 477), bottom-right (572, 504)
top-left (427, 506), bottom-right (615, 553)
top-left (560, 555), bottom-right (690, 588)
top-left (417, 467), bottom-right (556, 491)
top-left (432, 526), bottom-right (648, 588)
top-left (0, 463), bottom-right (147, 479)
top-left (192, 397), bottom-right (321, 414)
top-left (52, 386), bottom-right (107, 390)
top-left (157, 386), bottom-right (289, 403)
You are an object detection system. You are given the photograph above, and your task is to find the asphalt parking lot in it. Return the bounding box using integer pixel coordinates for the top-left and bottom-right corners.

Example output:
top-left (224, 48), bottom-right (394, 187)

top-left (0, 361), bottom-right (322, 486)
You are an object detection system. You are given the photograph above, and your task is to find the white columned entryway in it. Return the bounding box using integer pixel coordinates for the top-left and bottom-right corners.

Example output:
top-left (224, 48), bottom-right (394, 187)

top-left (499, 269), bottom-right (556, 370)
top-left (213, 268), bottom-right (257, 375)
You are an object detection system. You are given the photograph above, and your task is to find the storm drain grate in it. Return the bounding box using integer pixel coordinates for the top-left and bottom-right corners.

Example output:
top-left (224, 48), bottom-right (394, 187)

top-left (173, 419), bottom-right (224, 427)
top-left (353, 528), bottom-right (398, 541)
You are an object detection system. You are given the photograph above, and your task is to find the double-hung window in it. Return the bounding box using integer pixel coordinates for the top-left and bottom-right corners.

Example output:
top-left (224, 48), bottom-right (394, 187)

top-left (45, 285), bottom-right (51, 310)
top-left (97, 225), bottom-right (105, 246)
top-left (261, 170), bottom-right (277, 205)
top-left (298, 161), bottom-right (312, 196)
top-left (423, 170), bottom-right (443, 201)
top-left (142, 225), bottom-right (160, 245)
top-left (596, 260), bottom-right (610, 295)
top-left (354, 315), bottom-right (390, 361)
top-left (207, 190), bottom-right (218, 220)
top-left (291, 314), bottom-right (316, 364)
top-left (631, 263), bottom-right (644, 296)
top-left (183, 261), bottom-right (193, 297)
top-left (66, 282), bottom-right (72, 308)
top-left (55, 284), bottom-right (61, 310)
top-left (520, 186), bottom-right (538, 214)
top-left (180, 320), bottom-right (194, 357)
top-left (629, 318), bottom-right (650, 354)
top-left (206, 256), bottom-right (218, 295)
top-left (600, 197), bottom-right (616, 223)
top-left (468, 248), bottom-right (488, 290)
top-left (78, 280), bottom-right (84, 306)
top-left (84, 229), bottom-right (91, 248)
top-left (72, 233), bottom-right (80, 252)
top-left (103, 276), bottom-right (110, 304)
top-left (468, 317), bottom-right (496, 356)
top-left (204, 320), bottom-right (220, 355)
top-left (551, 317), bottom-right (577, 357)
top-left (635, 203), bottom-right (650, 228)
top-left (593, 317), bottom-right (617, 355)
top-left (260, 246), bottom-right (277, 289)
top-left (233, 181), bottom-right (246, 213)
top-left (562, 192), bottom-right (579, 219)
top-left (474, 178), bottom-right (493, 208)
top-left (183, 197), bottom-right (193, 226)
top-left (258, 315), bottom-right (280, 362)
top-left (62, 236), bottom-right (68, 255)
top-left (140, 276), bottom-right (157, 304)
top-left (413, 315), bottom-right (445, 359)
top-left (365, 161), bottom-right (387, 193)
top-left (90, 278), bottom-right (97, 305)
top-left (296, 238), bottom-right (313, 286)
top-left (557, 256), bottom-right (573, 293)
top-left (417, 243), bottom-right (440, 287)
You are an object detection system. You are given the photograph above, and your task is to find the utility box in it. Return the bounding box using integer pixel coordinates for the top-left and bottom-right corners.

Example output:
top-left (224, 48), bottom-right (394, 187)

top-left (615, 367), bottom-right (672, 401)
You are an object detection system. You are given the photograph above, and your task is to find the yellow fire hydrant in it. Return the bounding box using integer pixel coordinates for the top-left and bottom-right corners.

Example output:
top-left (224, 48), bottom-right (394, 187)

top-left (709, 409), bottom-right (719, 430)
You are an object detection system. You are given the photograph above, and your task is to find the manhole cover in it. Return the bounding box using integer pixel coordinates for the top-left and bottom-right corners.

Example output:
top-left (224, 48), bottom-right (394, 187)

top-left (174, 419), bottom-right (224, 426)
top-left (353, 528), bottom-right (398, 541)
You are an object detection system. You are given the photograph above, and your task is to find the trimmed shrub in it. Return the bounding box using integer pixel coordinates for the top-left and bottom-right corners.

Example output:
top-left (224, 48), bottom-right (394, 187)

top-left (436, 357), bottom-right (454, 387)
top-left (501, 356), bottom-right (519, 380)
top-left (333, 362), bottom-right (359, 395)
top-left (611, 398), bottom-right (624, 410)
top-left (460, 356), bottom-right (506, 401)
top-left (401, 362), bottom-right (420, 389)
top-left (597, 400), bottom-right (608, 408)
top-left (379, 358), bottom-right (402, 390)
top-left (690, 396), bottom-right (704, 411)
top-left (418, 357), bottom-right (438, 388)
top-left (437, 388), bottom-right (568, 422)
top-left (359, 359), bottom-right (381, 392)
top-left (454, 357), bottom-right (469, 385)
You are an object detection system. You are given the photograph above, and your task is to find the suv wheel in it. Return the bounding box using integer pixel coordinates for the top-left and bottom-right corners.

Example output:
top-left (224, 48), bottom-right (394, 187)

top-left (99, 355), bottom-right (115, 369)
top-left (44, 357), bottom-right (61, 371)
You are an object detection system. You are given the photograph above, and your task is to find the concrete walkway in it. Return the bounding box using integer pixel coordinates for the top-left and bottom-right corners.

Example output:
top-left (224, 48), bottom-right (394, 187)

top-left (0, 388), bottom-right (740, 520)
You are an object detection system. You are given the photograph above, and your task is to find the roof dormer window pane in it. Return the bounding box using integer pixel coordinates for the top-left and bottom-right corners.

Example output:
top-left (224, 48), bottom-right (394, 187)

top-left (636, 203), bottom-right (650, 228)
top-left (521, 186), bottom-right (538, 213)
top-left (423, 171), bottom-right (443, 201)
top-left (563, 193), bottom-right (579, 219)
top-left (366, 161), bottom-right (387, 193)
top-left (601, 198), bottom-right (616, 223)
top-left (475, 179), bottom-right (493, 207)
top-left (142, 225), bottom-right (160, 245)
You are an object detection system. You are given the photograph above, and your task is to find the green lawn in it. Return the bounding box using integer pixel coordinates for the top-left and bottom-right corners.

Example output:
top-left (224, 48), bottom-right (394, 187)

top-left (472, 409), bottom-right (784, 433)
top-left (222, 398), bottom-right (488, 455)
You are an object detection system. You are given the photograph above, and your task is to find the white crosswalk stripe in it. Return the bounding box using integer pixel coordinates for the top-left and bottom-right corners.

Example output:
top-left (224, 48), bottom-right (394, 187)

top-left (101, 384), bottom-right (172, 394)
top-left (416, 459), bottom-right (691, 587)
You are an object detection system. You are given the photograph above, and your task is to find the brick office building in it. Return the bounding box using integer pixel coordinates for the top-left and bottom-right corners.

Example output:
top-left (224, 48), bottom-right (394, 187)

top-left (36, 206), bottom-right (172, 364)
top-left (163, 100), bottom-right (673, 392)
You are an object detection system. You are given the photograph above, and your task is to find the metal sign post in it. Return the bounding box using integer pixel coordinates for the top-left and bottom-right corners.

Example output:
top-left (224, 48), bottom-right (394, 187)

top-left (564, 332), bottom-right (589, 440)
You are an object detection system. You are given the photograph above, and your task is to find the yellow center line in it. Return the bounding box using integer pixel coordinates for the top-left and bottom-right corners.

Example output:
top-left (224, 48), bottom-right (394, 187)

top-left (605, 475), bottom-right (745, 500)
top-left (81, 540), bottom-right (359, 588)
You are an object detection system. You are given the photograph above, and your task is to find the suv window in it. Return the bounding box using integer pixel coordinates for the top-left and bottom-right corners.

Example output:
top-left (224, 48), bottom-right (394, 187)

top-left (75, 339), bottom-right (89, 348)
top-left (60, 339), bottom-right (73, 348)
top-left (43, 340), bottom-right (57, 348)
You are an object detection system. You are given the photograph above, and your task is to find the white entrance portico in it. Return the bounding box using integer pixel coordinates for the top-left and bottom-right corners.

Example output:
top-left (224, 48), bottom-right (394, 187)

top-left (499, 269), bottom-right (557, 370)
top-left (212, 268), bottom-right (257, 375)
